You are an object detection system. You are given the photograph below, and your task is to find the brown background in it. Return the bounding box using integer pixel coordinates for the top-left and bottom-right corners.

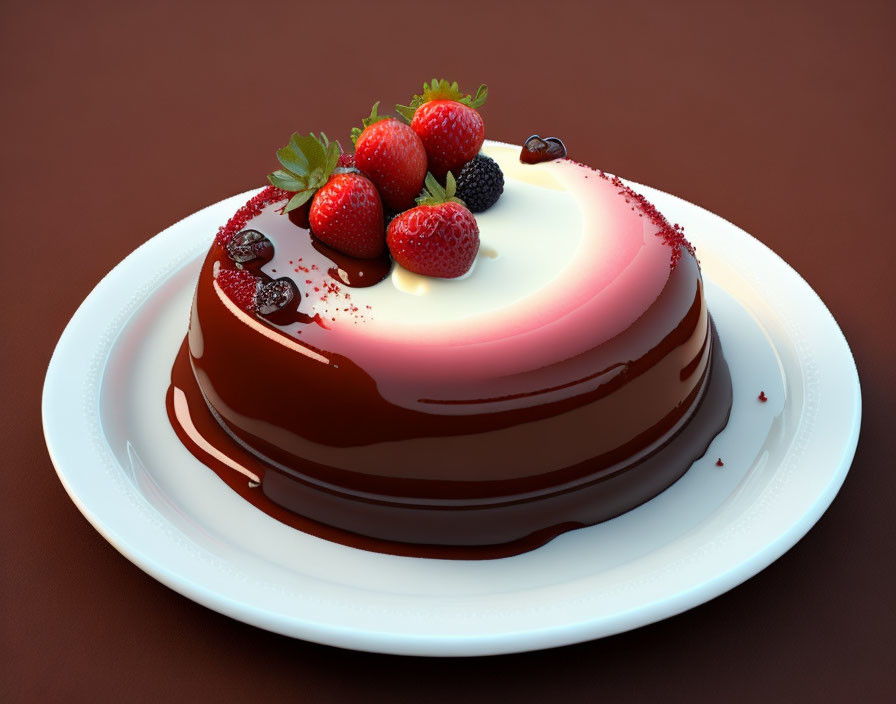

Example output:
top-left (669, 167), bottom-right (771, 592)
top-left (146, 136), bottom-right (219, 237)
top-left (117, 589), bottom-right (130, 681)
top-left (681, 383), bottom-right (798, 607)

top-left (2, 0), bottom-right (894, 701)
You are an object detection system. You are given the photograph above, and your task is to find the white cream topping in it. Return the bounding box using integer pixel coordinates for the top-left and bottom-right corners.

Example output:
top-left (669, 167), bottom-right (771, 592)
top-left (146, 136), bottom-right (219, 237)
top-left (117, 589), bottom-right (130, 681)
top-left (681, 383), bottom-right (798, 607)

top-left (256, 143), bottom-right (585, 327)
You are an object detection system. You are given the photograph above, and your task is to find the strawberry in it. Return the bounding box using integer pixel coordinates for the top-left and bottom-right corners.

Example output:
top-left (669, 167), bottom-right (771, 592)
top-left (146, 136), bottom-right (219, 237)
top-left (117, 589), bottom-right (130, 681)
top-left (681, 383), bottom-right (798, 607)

top-left (351, 102), bottom-right (426, 212)
top-left (386, 172), bottom-right (479, 278)
top-left (310, 172), bottom-right (385, 258)
top-left (397, 79), bottom-right (487, 181)
top-left (267, 132), bottom-right (385, 258)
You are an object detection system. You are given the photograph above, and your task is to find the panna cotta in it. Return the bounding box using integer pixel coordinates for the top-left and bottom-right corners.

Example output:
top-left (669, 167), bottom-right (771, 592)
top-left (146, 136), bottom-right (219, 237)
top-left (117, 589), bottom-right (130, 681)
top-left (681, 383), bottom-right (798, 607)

top-left (168, 141), bottom-right (732, 558)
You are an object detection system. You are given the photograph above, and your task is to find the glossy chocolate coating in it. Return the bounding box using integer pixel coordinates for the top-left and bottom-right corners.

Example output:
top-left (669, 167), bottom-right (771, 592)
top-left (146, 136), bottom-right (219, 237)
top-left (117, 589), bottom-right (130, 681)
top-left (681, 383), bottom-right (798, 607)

top-left (173, 153), bottom-right (732, 556)
top-left (168, 323), bottom-right (730, 558)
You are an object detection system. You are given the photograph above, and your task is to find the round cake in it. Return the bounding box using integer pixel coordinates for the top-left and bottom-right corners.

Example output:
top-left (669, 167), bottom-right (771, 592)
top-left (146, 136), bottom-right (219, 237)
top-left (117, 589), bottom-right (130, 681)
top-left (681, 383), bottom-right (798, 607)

top-left (169, 140), bottom-right (732, 558)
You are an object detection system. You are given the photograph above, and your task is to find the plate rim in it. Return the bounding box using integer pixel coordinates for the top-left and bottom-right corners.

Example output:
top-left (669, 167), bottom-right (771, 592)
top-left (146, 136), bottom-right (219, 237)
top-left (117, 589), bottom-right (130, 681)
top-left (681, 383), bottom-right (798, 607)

top-left (42, 183), bottom-right (861, 656)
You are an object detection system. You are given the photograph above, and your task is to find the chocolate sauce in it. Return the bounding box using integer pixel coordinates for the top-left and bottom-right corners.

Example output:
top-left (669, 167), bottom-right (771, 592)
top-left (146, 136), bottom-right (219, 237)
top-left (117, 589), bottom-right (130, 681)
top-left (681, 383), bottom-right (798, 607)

top-left (286, 202), bottom-right (311, 229)
top-left (309, 235), bottom-right (392, 288)
top-left (166, 324), bottom-right (731, 559)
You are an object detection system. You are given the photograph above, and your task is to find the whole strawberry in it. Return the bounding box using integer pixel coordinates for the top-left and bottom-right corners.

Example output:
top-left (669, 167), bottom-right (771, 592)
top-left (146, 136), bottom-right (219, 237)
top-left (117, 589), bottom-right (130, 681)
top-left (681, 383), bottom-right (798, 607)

top-left (267, 133), bottom-right (385, 258)
top-left (387, 172), bottom-right (479, 278)
top-left (397, 79), bottom-right (487, 181)
top-left (351, 102), bottom-right (426, 212)
top-left (310, 172), bottom-right (384, 258)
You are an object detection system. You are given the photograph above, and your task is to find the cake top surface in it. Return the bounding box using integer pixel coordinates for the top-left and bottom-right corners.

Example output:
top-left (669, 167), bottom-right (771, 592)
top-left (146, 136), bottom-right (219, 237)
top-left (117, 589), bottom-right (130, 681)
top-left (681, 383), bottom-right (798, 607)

top-left (213, 142), bottom-right (694, 346)
top-left (258, 143), bottom-right (581, 324)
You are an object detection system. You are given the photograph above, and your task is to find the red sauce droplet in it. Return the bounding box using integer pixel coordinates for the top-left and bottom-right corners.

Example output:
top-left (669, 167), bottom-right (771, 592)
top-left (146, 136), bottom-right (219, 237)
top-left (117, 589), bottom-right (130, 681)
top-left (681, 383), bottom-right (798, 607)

top-left (758, 391), bottom-right (768, 402)
top-left (716, 458), bottom-right (724, 467)
top-left (520, 134), bottom-right (567, 164)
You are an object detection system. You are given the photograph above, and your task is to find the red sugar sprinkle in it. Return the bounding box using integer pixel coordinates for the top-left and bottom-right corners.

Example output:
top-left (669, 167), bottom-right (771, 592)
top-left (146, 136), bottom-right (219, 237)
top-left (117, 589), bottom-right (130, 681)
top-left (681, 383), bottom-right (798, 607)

top-left (215, 268), bottom-right (259, 311)
top-left (565, 160), bottom-right (696, 268)
top-left (716, 458), bottom-right (724, 467)
top-left (758, 391), bottom-right (768, 402)
top-left (214, 186), bottom-right (289, 247)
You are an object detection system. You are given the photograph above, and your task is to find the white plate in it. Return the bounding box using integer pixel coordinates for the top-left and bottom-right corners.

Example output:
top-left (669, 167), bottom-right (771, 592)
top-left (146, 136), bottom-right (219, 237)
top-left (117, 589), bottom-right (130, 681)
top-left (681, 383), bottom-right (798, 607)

top-left (43, 185), bottom-right (860, 656)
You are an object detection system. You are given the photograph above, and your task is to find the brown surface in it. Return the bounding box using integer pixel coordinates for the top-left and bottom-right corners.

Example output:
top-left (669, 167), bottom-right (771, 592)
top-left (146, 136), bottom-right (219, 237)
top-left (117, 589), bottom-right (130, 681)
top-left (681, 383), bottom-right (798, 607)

top-left (2, 0), bottom-right (894, 701)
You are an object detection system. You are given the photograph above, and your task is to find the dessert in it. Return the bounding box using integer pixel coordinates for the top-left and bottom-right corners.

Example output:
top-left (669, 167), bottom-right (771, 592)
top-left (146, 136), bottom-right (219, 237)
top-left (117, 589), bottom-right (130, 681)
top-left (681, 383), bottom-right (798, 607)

top-left (167, 81), bottom-right (732, 559)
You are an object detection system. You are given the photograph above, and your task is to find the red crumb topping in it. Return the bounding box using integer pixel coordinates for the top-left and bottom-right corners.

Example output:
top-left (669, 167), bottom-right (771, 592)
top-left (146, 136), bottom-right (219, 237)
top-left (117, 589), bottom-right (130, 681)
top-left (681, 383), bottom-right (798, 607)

top-left (565, 160), bottom-right (696, 268)
top-left (215, 185), bottom-right (290, 247)
top-left (212, 188), bottom-right (374, 324)
top-left (216, 268), bottom-right (259, 311)
top-left (758, 391), bottom-right (768, 402)
top-left (716, 458), bottom-right (724, 467)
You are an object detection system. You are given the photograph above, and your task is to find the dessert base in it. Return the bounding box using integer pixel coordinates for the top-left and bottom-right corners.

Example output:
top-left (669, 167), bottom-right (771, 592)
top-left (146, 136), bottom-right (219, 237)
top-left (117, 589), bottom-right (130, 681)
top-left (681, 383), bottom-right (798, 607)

top-left (166, 323), bottom-right (731, 559)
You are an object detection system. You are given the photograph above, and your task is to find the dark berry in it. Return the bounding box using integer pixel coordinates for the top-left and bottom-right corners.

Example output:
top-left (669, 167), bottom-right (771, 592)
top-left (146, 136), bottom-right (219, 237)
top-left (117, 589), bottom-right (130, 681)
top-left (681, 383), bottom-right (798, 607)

top-left (455, 154), bottom-right (504, 213)
top-left (226, 229), bottom-right (274, 266)
top-left (256, 278), bottom-right (297, 316)
top-left (520, 135), bottom-right (566, 164)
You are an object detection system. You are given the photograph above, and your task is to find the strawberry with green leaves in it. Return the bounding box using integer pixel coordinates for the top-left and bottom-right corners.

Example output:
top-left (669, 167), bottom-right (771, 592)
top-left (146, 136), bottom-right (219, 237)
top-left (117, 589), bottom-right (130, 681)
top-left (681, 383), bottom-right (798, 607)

top-left (309, 173), bottom-right (384, 258)
top-left (386, 172), bottom-right (479, 278)
top-left (268, 133), bottom-right (385, 258)
top-left (351, 102), bottom-right (427, 212)
top-left (396, 79), bottom-right (487, 181)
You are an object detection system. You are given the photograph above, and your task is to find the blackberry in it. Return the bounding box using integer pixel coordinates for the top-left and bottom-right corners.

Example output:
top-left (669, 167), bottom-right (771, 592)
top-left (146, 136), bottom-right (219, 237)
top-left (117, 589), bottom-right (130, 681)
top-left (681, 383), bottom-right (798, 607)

top-left (455, 154), bottom-right (504, 213)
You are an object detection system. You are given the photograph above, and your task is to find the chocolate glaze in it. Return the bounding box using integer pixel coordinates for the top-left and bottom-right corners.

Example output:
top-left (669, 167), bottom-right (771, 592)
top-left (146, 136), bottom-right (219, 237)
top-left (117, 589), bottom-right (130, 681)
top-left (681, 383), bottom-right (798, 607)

top-left (307, 233), bottom-right (392, 288)
top-left (171, 158), bottom-right (734, 558)
top-left (166, 323), bottom-right (730, 559)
